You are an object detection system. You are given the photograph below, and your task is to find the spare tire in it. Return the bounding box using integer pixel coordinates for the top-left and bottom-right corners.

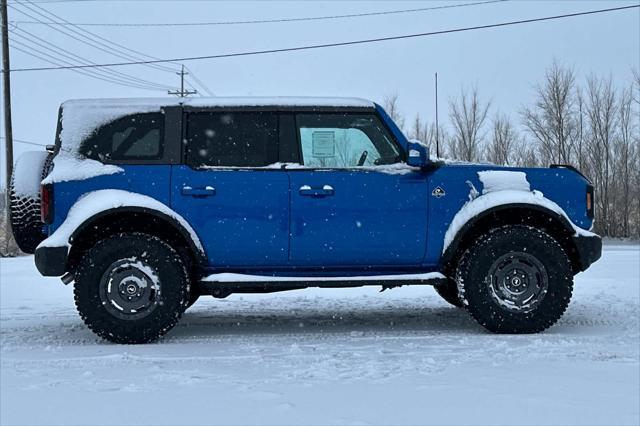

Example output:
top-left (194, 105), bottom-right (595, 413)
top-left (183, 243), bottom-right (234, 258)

top-left (9, 151), bottom-right (54, 254)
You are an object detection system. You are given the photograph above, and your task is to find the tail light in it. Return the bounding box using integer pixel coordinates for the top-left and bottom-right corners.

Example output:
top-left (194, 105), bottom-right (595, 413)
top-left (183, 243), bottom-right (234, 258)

top-left (586, 185), bottom-right (594, 219)
top-left (40, 184), bottom-right (54, 224)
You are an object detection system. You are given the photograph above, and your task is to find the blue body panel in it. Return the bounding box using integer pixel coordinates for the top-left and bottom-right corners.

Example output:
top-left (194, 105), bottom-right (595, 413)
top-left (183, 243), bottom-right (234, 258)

top-left (49, 165), bottom-right (171, 232)
top-left (287, 170), bottom-right (428, 268)
top-left (423, 164), bottom-right (592, 265)
top-left (170, 166), bottom-right (290, 267)
top-left (46, 105), bottom-right (594, 277)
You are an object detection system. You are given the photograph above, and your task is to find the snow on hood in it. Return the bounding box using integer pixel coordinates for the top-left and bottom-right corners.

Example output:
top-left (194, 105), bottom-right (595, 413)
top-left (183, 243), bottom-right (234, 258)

top-left (37, 189), bottom-right (204, 253)
top-left (478, 170), bottom-right (530, 194)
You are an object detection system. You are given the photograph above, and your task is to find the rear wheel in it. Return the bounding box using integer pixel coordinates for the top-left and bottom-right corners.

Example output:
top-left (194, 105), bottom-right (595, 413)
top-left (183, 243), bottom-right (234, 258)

top-left (74, 233), bottom-right (189, 344)
top-left (9, 151), bottom-right (53, 253)
top-left (456, 225), bottom-right (573, 333)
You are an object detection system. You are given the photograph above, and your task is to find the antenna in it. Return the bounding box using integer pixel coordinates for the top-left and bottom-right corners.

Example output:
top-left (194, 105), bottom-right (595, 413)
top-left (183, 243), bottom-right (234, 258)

top-left (168, 64), bottom-right (197, 97)
top-left (435, 72), bottom-right (440, 158)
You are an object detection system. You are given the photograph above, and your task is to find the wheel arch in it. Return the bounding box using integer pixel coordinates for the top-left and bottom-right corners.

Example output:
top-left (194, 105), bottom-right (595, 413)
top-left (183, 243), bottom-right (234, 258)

top-left (441, 203), bottom-right (582, 275)
top-left (67, 207), bottom-right (207, 274)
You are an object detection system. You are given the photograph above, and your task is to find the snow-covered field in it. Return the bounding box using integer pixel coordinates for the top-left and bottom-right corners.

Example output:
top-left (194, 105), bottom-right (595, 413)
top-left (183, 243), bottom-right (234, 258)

top-left (1, 243), bottom-right (638, 426)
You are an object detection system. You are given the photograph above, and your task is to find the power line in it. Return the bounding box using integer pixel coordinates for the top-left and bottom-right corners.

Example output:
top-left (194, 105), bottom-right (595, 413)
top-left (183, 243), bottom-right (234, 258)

top-left (185, 66), bottom-right (214, 96)
top-left (12, 0), bottom-right (180, 73)
top-left (7, 4), bottom-right (639, 73)
top-left (9, 38), bottom-right (169, 90)
top-left (9, 42), bottom-right (169, 90)
top-left (9, 0), bottom-right (180, 73)
top-left (0, 136), bottom-right (46, 147)
top-left (8, 0), bottom-right (508, 27)
top-left (11, 26), bottom-right (172, 89)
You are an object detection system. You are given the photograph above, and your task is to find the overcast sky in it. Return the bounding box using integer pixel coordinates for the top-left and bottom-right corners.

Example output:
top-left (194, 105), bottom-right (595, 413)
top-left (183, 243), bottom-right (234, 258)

top-left (1, 0), bottom-right (639, 185)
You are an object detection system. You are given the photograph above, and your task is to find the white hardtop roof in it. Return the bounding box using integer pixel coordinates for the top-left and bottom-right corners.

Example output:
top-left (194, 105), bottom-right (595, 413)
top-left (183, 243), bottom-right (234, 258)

top-left (61, 96), bottom-right (375, 110)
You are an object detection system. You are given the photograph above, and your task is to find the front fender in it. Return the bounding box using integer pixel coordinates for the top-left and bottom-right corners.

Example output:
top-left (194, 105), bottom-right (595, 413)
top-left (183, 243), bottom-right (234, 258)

top-left (441, 190), bottom-right (597, 268)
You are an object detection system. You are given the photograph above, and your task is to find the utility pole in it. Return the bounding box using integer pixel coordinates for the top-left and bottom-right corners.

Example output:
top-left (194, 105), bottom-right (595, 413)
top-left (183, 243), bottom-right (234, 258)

top-left (1, 0), bottom-right (14, 254)
top-left (1, 0), bottom-right (12, 189)
top-left (435, 72), bottom-right (440, 158)
top-left (168, 65), bottom-right (197, 98)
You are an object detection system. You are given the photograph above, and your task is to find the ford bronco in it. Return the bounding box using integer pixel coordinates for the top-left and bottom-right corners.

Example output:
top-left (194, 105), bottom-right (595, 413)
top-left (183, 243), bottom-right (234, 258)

top-left (9, 97), bottom-right (602, 343)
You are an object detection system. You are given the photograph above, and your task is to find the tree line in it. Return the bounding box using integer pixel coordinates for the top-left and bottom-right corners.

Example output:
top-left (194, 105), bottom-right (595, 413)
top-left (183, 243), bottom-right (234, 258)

top-left (385, 62), bottom-right (640, 239)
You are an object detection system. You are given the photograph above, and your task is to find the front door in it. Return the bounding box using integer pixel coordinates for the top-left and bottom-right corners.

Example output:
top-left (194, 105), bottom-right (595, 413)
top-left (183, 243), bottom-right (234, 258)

top-left (171, 110), bottom-right (289, 268)
top-left (288, 113), bottom-right (429, 267)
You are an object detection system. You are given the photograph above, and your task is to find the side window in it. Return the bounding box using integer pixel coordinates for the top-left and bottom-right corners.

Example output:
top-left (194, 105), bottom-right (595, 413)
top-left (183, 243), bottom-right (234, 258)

top-left (186, 112), bottom-right (278, 167)
top-left (296, 114), bottom-right (401, 168)
top-left (80, 113), bottom-right (163, 162)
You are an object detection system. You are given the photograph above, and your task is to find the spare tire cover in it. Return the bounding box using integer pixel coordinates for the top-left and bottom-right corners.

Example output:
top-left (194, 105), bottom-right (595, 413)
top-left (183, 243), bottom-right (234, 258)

top-left (9, 151), bottom-right (53, 254)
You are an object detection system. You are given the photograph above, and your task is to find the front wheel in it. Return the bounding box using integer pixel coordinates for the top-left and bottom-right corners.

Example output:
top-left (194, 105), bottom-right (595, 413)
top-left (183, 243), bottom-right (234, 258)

top-left (456, 225), bottom-right (573, 334)
top-left (74, 233), bottom-right (190, 344)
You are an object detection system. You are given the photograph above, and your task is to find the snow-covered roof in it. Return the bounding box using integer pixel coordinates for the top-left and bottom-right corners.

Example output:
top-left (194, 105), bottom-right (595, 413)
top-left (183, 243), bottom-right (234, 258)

top-left (58, 96), bottom-right (375, 153)
top-left (61, 96), bottom-right (375, 111)
top-left (52, 96), bottom-right (376, 184)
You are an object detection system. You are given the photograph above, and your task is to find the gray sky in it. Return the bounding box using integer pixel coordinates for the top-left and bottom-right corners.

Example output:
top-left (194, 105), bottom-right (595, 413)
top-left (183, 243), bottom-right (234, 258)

top-left (1, 0), bottom-right (639, 184)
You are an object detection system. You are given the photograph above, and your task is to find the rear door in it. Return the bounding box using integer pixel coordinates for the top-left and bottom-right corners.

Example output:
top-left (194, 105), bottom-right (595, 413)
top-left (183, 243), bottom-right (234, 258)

top-left (171, 110), bottom-right (290, 268)
top-left (287, 112), bottom-right (429, 267)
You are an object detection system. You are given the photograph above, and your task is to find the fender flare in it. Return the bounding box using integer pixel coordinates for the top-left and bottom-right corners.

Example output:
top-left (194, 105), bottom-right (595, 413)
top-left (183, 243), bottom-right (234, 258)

top-left (38, 189), bottom-right (206, 266)
top-left (69, 206), bottom-right (207, 266)
top-left (441, 199), bottom-right (579, 270)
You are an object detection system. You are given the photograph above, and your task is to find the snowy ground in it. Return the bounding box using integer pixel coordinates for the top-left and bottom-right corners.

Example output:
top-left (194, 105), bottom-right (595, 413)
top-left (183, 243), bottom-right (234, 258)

top-left (1, 243), bottom-right (639, 426)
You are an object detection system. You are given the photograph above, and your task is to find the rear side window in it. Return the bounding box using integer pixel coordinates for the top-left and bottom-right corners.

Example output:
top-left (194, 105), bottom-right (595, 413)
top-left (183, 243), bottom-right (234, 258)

top-left (186, 112), bottom-right (278, 167)
top-left (80, 113), bottom-right (163, 162)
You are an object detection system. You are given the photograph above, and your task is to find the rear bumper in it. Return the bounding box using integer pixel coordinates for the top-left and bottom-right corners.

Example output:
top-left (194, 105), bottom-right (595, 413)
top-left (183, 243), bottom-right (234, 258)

top-left (34, 245), bottom-right (68, 276)
top-left (572, 234), bottom-right (602, 272)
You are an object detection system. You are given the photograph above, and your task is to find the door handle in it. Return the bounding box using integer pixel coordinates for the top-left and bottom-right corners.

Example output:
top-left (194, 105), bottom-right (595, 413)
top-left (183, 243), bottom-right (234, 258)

top-left (182, 186), bottom-right (216, 197)
top-left (299, 185), bottom-right (334, 197)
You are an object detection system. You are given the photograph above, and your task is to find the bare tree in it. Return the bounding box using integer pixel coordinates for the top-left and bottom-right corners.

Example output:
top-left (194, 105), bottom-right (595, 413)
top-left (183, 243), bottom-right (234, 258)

top-left (410, 114), bottom-right (427, 143)
top-left (521, 61), bottom-right (578, 164)
top-left (409, 113), bottom-right (444, 154)
top-left (585, 75), bottom-right (618, 235)
top-left (612, 86), bottom-right (635, 236)
top-left (383, 94), bottom-right (405, 131)
top-left (488, 113), bottom-right (518, 165)
top-left (449, 86), bottom-right (490, 161)
top-left (632, 67), bottom-right (640, 107)
top-left (512, 137), bottom-right (540, 168)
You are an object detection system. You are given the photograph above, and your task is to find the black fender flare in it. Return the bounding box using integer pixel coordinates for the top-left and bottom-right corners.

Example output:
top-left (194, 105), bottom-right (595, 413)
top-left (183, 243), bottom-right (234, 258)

top-left (68, 206), bottom-right (207, 267)
top-left (441, 202), bottom-right (577, 271)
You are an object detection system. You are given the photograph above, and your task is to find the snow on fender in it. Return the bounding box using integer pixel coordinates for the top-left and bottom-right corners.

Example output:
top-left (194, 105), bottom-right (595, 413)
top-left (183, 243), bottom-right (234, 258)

top-left (37, 189), bottom-right (205, 254)
top-left (442, 189), bottom-right (597, 254)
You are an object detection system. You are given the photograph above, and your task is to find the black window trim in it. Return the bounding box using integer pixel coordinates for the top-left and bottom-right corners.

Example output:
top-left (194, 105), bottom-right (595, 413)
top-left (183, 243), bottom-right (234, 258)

top-left (290, 110), bottom-right (405, 171)
top-left (182, 108), bottom-right (281, 171)
top-left (176, 105), bottom-right (391, 171)
top-left (78, 108), bottom-right (180, 165)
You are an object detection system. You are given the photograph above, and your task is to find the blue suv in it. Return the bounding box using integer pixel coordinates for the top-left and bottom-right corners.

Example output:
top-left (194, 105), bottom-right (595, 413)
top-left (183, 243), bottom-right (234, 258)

top-left (9, 97), bottom-right (602, 343)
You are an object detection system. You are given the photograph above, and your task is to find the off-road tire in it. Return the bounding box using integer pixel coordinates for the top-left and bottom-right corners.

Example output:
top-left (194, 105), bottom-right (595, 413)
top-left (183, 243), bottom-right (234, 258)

top-left (186, 289), bottom-right (200, 309)
top-left (456, 225), bottom-right (573, 334)
top-left (74, 233), bottom-right (190, 344)
top-left (433, 279), bottom-right (463, 308)
top-left (9, 152), bottom-right (53, 253)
